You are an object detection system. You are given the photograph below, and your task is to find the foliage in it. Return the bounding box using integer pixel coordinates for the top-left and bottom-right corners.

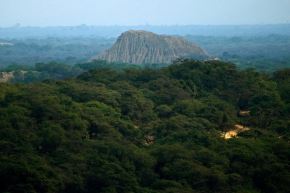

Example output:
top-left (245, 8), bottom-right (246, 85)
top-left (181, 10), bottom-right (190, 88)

top-left (0, 60), bottom-right (289, 193)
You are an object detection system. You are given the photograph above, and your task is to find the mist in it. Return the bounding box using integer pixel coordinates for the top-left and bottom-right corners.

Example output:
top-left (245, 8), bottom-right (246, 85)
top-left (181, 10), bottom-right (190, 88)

top-left (0, 0), bottom-right (290, 27)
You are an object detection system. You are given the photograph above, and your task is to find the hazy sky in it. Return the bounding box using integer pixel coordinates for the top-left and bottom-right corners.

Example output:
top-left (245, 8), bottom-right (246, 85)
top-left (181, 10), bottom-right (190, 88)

top-left (0, 0), bottom-right (290, 26)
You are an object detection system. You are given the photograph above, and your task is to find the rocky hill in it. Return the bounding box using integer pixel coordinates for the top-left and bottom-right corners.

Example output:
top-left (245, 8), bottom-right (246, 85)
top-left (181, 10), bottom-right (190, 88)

top-left (94, 30), bottom-right (208, 64)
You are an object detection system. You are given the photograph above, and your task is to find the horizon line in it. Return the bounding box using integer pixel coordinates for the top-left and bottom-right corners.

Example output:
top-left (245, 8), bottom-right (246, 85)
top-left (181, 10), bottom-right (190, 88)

top-left (1, 23), bottom-right (290, 28)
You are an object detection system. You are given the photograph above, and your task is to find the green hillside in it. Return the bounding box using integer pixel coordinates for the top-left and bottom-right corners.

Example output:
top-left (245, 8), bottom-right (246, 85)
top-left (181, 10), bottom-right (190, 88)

top-left (0, 60), bottom-right (289, 193)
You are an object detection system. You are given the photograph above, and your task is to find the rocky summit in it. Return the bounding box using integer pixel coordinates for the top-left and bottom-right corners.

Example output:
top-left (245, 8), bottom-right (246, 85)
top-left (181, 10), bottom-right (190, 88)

top-left (94, 30), bottom-right (208, 64)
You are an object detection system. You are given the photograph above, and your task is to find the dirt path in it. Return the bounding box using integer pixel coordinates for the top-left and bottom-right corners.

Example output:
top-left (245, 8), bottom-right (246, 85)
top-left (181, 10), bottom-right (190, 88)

top-left (222, 124), bottom-right (251, 140)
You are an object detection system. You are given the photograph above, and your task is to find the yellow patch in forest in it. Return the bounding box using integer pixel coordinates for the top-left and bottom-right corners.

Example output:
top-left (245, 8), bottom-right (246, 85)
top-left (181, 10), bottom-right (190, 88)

top-left (222, 124), bottom-right (250, 140)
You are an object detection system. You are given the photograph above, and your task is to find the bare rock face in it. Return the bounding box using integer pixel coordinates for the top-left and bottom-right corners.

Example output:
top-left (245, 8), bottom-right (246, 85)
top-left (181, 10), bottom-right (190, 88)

top-left (94, 30), bottom-right (208, 64)
top-left (0, 71), bottom-right (28, 83)
top-left (0, 72), bottom-right (14, 83)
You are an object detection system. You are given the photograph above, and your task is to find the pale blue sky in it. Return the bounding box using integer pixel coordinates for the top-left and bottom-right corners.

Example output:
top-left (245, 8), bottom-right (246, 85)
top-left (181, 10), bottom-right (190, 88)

top-left (0, 0), bottom-right (290, 27)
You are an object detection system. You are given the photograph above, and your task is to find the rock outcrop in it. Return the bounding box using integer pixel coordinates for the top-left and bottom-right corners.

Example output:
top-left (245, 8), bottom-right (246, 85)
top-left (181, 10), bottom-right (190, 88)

top-left (0, 71), bottom-right (28, 83)
top-left (0, 72), bottom-right (14, 83)
top-left (94, 30), bottom-right (208, 64)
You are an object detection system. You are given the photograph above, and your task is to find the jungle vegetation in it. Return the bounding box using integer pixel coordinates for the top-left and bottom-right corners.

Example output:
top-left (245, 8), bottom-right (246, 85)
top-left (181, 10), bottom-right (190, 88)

top-left (0, 59), bottom-right (289, 193)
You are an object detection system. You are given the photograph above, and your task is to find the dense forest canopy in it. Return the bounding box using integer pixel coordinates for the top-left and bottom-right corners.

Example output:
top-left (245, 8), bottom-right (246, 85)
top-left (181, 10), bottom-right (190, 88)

top-left (0, 60), bottom-right (289, 193)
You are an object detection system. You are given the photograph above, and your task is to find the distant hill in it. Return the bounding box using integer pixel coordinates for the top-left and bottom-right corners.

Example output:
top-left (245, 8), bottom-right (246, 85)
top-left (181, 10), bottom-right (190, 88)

top-left (94, 30), bottom-right (208, 65)
top-left (1, 24), bottom-right (290, 38)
